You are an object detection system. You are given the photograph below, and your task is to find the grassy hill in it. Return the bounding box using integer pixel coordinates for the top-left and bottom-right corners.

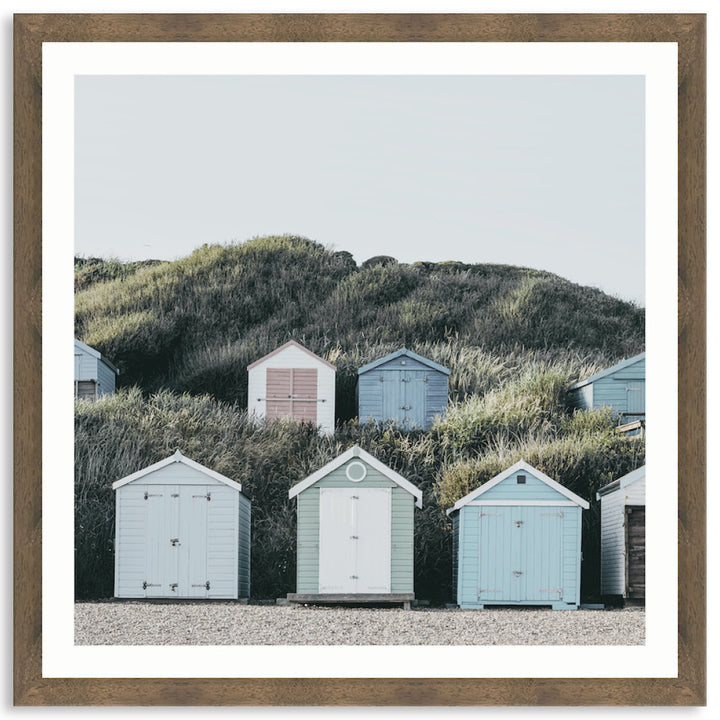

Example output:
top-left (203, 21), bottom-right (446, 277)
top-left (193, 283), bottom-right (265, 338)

top-left (75, 235), bottom-right (644, 418)
top-left (74, 235), bottom-right (645, 601)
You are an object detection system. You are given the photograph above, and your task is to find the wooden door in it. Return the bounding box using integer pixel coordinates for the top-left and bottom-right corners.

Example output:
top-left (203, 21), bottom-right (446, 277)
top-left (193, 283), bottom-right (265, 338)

top-left (381, 372), bottom-right (402, 425)
top-left (266, 368), bottom-right (318, 424)
top-left (318, 488), bottom-right (391, 594)
top-left (625, 506), bottom-right (645, 599)
top-left (625, 380), bottom-right (645, 415)
top-left (143, 485), bottom-right (179, 597)
top-left (521, 508), bottom-right (563, 603)
top-left (178, 485), bottom-right (210, 598)
top-left (478, 507), bottom-right (511, 602)
top-left (401, 371), bottom-right (426, 429)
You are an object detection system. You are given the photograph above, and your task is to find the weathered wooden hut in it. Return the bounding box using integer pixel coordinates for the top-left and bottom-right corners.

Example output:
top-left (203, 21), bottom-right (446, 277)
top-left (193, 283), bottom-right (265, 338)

top-left (247, 340), bottom-right (336, 436)
top-left (447, 460), bottom-right (589, 610)
top-left (357, 348), bottom-right (449, 430)
top-left (568, 352), bottom-right (645, 431)
top-left (113, 450), bottom-right (251, 600)
top-left (74, 338), bottom-right (119, 400)
top-left (596, 466), bottom-right (645, 603)
top-left (287, 446), bottom-right (422, 608)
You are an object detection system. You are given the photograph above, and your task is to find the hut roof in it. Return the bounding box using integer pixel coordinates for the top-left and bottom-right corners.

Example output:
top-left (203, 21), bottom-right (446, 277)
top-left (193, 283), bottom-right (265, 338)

top-left (74, 338), bottom-right (120, 375)
top-left (289, 445), bottom-right (423, 508)
top-left (112, 450), bottom-right (243, 492)
top-left (596, 466), bottom-right (646, 500)
top-left (357, 347), bottom-right (450, 376)
top-left (246, 340), bottom-right (336, 371)
top-left (569, 351), bottom-right (645, 390)
top-left (446, 459), bottom-right (589, 515)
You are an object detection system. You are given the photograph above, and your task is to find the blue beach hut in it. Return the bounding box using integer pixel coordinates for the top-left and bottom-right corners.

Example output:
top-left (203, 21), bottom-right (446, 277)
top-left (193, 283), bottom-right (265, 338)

top-left (447, 460), bottom-right (589, 610)
top-left (357, 348), bottom-right (449, 430)
top-left (568, 352), bottom-right (645, 429)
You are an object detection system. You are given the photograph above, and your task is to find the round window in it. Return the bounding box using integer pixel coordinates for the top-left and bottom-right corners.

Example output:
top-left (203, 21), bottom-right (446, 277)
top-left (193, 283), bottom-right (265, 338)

top-left (345, 461), bottom-right (367, 482)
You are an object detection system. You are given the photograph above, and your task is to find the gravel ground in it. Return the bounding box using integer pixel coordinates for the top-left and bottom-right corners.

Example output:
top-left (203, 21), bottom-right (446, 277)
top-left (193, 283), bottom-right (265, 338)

top-left (75, 602), bottom-right (645, 646)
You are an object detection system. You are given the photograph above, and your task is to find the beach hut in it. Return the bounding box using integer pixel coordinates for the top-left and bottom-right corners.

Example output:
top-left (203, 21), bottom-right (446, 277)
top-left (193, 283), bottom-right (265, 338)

top-left (597, 466), bottom-right (646, 603)
top-left (74, 338), bottom-right (119, 400)
top-left (357, 348), bottom-right (450, 430)
top-left (287, 446), bottom-right (422, 608)
top-left (447, 460), bottom-right (589, 610)
top-left (568, 352), bottom-right (645, 432)
top-left (247, 340), bottom-right (336, 436)
top-left (113, 450), bottom-right (251, 600)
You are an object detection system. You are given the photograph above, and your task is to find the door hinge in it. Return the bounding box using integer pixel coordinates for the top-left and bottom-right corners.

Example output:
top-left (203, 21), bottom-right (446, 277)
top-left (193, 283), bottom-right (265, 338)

top-left (479, 589), bottom-right (501, 593)
top-left (192, 492), bottom-right (211, 500)
top-left (350, 535), bottom-right (359, 539)
top-left (539, 589), bottom-right (562, 594)
top-left (480, 511), bottom-right (502, 517)
top-left (350, 575), bottom-right (359, 579)
top-left (192, 581), bottom-right (211, 590)
top-left (142, 582), bottom-right (161, 589)
top-left (144, 492), bottom-right (162, 500)
top-left (351, 495), bottom-right (359, 499)
top-left (540, 512), bottom-right (564, 518)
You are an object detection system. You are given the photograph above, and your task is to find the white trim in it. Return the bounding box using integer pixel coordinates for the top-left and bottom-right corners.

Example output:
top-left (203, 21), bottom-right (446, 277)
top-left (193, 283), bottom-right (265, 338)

top-left (112, 449), bottom-right (243, 492)
top-left (74, 338), bottom-right (100, 359)
top-left (289, 445), bottom-right (422, 508)
top-left (466, 500), bottom-right (578, 507)
top-left (345, 461), bottom-right (367, 483)
top-left (445, 459), bottom-right (589, 515)
top-left (596, 465), bottom-right (646, 500)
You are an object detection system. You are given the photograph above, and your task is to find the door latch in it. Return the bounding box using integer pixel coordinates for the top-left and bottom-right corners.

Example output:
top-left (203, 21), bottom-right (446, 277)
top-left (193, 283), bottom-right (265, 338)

top-left (350, 535), bottom-right (359, 539)
top-left (170, 538), bottom-right (181, 546)
top-left (170, 583), bottom-right (178, 591)
top-left (515, 520), bottom-right (524, 527)
top-left (513, 570), bottom-right (523, 577)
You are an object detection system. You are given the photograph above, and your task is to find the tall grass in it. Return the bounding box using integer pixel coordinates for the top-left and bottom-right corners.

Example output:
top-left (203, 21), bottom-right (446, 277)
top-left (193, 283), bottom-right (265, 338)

top-left (75, 236), bottom-right (644, 408)
top-left (74, 237), bottom-right (645, 601)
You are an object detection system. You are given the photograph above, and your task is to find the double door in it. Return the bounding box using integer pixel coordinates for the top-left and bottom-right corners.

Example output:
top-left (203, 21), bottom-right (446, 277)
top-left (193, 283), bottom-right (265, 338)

top-left (478, 506), bottom-right (564, 603)
top-left (318, 488), bottom-right (391, 594)
top-left (381, 370), bottom-right (426, 429)
top-left (143, 484), bottom-right (211, 598)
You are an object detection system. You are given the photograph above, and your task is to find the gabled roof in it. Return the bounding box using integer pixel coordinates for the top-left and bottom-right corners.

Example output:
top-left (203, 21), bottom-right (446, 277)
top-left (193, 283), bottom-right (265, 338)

top-left (74, 338), bottom-right (120, 375)
top-left (446, 460), bottom-right (589, 515)
top-left (569, 352), bottom-right (645, 390)
top-left (357, 347), bottom-right (450, 376)
top-left (289, 445), bottom-right (423, 508)
top-left (112, 450), bottom-right (243, 492)
top-left (246, 340), bottom-right (336, 371)
top-left (596, 465), bottom-right (646, 500)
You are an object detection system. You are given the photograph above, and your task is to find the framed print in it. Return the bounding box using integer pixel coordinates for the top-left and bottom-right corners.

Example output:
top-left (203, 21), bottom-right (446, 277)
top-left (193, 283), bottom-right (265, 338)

top-left (14, 13), bottom-right (705, 706)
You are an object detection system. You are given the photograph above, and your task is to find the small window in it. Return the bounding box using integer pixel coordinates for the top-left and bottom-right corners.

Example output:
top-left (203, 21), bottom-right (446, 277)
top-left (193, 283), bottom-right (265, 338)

top-left (517, 475), bottom-right (526, 484)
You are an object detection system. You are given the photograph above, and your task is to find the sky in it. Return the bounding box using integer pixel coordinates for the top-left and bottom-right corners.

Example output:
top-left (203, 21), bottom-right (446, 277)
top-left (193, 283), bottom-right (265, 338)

top-left (75, 74), bottom-right (645, 305)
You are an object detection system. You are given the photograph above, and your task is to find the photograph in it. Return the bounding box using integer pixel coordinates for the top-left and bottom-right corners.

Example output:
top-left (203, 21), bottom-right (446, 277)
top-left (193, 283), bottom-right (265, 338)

top-left (72, 72), bottom-right (648, 647)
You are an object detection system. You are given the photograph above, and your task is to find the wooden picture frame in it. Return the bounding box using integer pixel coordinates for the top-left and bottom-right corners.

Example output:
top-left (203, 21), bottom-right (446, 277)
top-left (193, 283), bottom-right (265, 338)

top-left (13, 13), bottom-right (706, 706)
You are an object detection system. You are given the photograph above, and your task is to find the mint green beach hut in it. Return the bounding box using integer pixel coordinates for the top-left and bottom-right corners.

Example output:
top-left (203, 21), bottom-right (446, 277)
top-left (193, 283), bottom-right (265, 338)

top-left (287, 446), bottom-right (422, 609)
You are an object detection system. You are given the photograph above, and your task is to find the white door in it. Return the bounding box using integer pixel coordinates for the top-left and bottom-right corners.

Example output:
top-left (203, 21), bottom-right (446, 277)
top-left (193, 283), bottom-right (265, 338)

top-left (178, 485), bottom-right (210, 598)
top-left (143, 485), bottom-right (179, 597)
top-left (318, 488), bottom-right (391, 594)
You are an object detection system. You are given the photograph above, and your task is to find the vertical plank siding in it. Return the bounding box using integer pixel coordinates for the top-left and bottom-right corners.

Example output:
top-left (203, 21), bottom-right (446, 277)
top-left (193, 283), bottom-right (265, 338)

top-left (598, 471), bottom-right (646, 598)
top-left (248, 342), bottom-right (335, 435)
top-left (358, 350), bottom-right (449, 430)
top-left (114, 459), bottom-right (249, 599)
top-left (294, 457), bottom-right (417, 595)
top-left (453, 466), bottom-right (585, 609)
top-left (568, 354), bottom-right (645, 419)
